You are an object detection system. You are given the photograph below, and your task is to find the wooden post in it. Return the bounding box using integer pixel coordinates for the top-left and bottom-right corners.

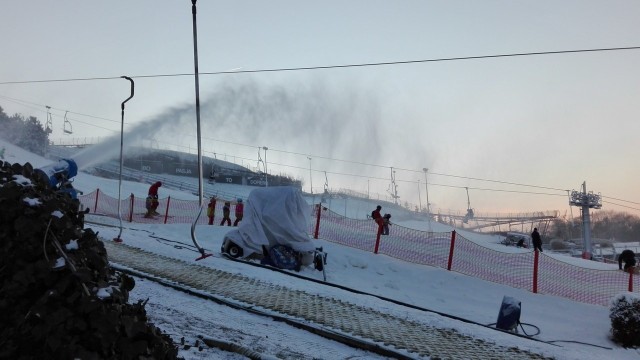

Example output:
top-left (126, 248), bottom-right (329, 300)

top-left (374, 222), bottom-right (383, 254)
top-left (314, 204), bottom-right (322, 239)
top-left (533, 249), bottom-right (539, 293)
top-left (128, 194), bottom-right (134, 222)
top-left (163, 196), bottom-right (171, 224)
top-left (447, 230), bottom-right (456, 270)
top-left (94, 188), bottom-right (100, 213)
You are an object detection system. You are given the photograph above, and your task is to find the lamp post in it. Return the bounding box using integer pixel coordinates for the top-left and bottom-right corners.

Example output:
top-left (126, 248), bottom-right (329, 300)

top-left (307, 157), bottom-right (313, 194)
top-left (423, 167), bottom-right (431, 232)
top-left (113, 76), bottom-right (134, 243)
top-left (262, 146), bottom-right (268, 187)
top-left (417, 179), bottom-right (422, 212)
top-left (189, 0), bottom-right (211, 260)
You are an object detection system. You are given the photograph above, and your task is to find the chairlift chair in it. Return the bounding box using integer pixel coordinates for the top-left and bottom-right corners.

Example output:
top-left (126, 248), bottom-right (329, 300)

top-left (63, 111), bottom-right (73, 135)
top-left (45, 106), bottom-right (53, 134)
top-left (463, 187), bottom-right (474, 223)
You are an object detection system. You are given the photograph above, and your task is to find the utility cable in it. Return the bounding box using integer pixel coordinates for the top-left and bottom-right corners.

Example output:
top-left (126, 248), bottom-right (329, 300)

top-left (1, 46), bottom-right (640, 85)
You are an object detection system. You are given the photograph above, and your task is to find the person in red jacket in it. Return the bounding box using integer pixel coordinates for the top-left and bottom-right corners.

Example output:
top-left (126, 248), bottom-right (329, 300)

top-left (371, 205), bottom-right (383, 234)
top-left (145, 181), bottom-right (162, 217)
top-left (233, 198), bottom-right (244, 226)
top-left (207, 197), bottom-right (217, 225)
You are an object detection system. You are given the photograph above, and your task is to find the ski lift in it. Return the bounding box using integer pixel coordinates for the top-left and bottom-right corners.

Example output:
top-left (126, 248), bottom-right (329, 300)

top-left (45, 106), bottom-right (53, 134)
top-left (63, 111), bottom-right (73, 135)
top-left (463, 187), bottom-right (474, 223)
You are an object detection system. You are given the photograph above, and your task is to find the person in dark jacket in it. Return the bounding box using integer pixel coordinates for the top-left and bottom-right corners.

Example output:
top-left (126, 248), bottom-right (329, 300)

top-left (618, 249), bottom-right (636, 272)
top-left (531, 228), bottom-right (543, 252)
top-left (382, 213), bottom-right (392, 235)
top-left (220, 201), bottom-right (231, 226)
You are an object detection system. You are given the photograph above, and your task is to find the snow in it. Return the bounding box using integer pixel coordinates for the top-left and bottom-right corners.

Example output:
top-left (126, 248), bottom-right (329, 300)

top-left (3, 139), bottom-right (640, 359)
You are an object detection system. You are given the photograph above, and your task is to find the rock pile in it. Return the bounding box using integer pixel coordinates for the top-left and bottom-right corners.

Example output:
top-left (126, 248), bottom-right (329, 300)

top-left (0, 161), bottom-right (177, 359)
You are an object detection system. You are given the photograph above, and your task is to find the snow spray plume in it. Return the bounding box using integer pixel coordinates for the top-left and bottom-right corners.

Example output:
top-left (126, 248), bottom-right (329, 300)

top-left (74, 78), bottom-right (404, 181)
top-left (71, 104), bottom-right (196, 170)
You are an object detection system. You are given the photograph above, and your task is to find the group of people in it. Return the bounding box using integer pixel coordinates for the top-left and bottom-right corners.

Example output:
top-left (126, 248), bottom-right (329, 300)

top-left (371, 205), bottom-right (392, 235)
top-left (208, 197), bottom-right (243, 226)
top-left (145, 181), bottom-right (244, 226)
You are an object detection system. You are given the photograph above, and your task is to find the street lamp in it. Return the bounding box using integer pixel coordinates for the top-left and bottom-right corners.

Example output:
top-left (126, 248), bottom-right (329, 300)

top-left (422, 168), bottom-right (431, 217)
top-left (262, 146), bottom-right (268, 187)
top-left (113, 76), bottom-right (134, 243)
top-left (417, 179), bottom-right (422, 211)
top-left (307, 157), bottom-right (313, 194)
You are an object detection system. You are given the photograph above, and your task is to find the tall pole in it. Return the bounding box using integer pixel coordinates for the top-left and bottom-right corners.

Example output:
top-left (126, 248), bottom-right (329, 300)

top-left (113, 76), bottom-right (134, 243)
top-left (189, 0), bottom-right (210, 260)
top-left (423, 168), bottom-right (430, 215)
top-left (307, 157), bottom-right (313, 194)
top-left (423, 167), bottom-right (431, 232)
top-left (263, 146), bottom-right (268, 187)
top-left (191, 0), bottom-right (203, 205)
top-left (568, 181), bottom-right (601, 260)
top-left (581, 182), bottom-right (593, 259)
top-left (417, 179), bottom-right (422, 212)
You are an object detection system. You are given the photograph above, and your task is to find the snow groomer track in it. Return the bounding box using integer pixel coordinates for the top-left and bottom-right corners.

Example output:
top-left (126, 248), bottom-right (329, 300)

top-left (103, 241), bottom-right (551, 360)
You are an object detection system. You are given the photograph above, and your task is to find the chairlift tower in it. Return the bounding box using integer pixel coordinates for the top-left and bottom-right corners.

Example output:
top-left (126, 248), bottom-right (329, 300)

top-left (569, 181), bottom-right (602, 259)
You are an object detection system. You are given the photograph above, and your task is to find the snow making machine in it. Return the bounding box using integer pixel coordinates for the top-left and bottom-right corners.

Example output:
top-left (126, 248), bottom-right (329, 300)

top-left (221, 186), bottom-right (327, 276)
top-left (34, 158), bottom-right (81, 199)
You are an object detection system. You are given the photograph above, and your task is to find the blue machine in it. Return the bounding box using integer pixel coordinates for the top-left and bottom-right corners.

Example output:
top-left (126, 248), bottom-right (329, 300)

top-left (496, 296), bottom-right (521, 332)
top-left (36, 158), bottom-right (79, 199)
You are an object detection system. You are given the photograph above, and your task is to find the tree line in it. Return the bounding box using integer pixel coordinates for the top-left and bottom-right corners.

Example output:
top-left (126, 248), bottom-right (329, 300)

top-left (0, 106), bottom-right (50, 156)
top-left (549, 210), bottom-right (640, 243)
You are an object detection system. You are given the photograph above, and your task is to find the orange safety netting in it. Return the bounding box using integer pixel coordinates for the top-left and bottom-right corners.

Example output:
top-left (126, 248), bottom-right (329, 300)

top-left (80, 191), bottom-right (639, 306)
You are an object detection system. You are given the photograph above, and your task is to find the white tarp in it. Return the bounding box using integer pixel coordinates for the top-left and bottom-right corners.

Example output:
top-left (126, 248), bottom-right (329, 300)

top-left (223, 186), bottom-right (315, 259)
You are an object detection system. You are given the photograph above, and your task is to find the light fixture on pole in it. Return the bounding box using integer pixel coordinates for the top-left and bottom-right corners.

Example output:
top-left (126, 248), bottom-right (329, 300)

top-left (307, 157), bottom-right (313, 194)
top-left (422, 168), bottom-right (430, 214)
top-left (417, 179), bottom-right (422, 212)
top-left (189, 0), bottom-right (211, 260)
top-left (262, 146), bottom-right (268, 187)
top-left (113, 76), bottom-right (134, 243)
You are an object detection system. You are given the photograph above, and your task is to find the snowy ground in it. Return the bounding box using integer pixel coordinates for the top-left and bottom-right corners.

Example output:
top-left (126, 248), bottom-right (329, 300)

top-left (3, 140), bottom-right (640, 359)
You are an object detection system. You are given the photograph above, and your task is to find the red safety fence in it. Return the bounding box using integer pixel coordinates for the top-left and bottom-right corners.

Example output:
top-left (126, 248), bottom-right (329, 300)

top-left (80, 191), bottom-right (639, 306)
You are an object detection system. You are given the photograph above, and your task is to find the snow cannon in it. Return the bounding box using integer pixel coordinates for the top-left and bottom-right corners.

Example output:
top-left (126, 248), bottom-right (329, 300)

top-left (35, 158), bottom-right (80, 199)
top-left (495, 296), bottom-right (521, 333)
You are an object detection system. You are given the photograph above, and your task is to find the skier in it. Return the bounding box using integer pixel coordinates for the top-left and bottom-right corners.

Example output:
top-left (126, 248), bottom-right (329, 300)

top-left (531, 228), bottom-right (543, 252)
top-left (233, 198), bottom-right (244, 226)
top-left (146, 181), bottom-right (162, 216)
top-left (207, 197), bottom-right (217, 225)
top-left (220, 201), bottom-right (232, 226)
top-left (371, 205), bottom-right (383, 234)
top-left (618, 249), bottom-right (637, 272)
top-left (382, 213), bottom-right (392, 235)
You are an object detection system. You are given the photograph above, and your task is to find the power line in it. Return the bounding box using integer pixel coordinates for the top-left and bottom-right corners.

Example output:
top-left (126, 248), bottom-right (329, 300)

top-left (1, 46), bottom-right (639, 85)
top-left (2, 94), bottom-right (636, 207)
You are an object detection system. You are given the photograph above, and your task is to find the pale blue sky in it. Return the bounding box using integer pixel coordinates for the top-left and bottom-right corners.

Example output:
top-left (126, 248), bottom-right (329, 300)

top-left (1, 1), bottom-right (639, 216)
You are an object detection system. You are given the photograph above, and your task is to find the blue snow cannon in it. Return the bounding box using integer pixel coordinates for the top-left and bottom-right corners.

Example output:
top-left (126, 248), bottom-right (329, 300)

top-left (495, 296), bottom-right (521, 333)
top-left (36, 158), bottom-right (79, 199)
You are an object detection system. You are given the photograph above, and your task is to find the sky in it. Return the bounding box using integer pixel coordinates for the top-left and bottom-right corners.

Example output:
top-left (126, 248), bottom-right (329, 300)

top-left (4, 138), bottom-right (640, 359)
top-left (1, 1), bottom-right (640, 217)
